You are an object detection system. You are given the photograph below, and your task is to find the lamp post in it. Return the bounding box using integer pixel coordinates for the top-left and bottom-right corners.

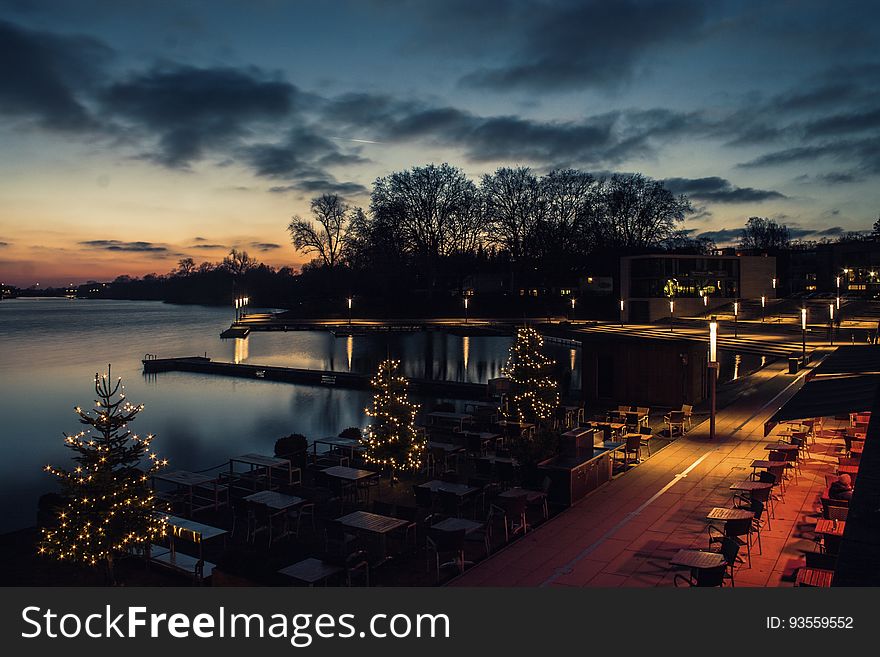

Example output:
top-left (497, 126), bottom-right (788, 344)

top-left (464, 297), bottom-right (469, 324)
top-left (347, 297), bottom-right (352, 326)
top-left (669, 299), bottom-right (675, 332)
top-left (801, 307), bottom-right (807, 361)
top-left (708, 317), bottom-right (718, 440)
top-left (772, 277), bottom-right (777, 292)
top-left (761, 295), bottom-right (765, 322)
top-left (829, 303), bottom-right (835, 346)
top-left (733, 300), bottom-right (738, 338)
top-left (570, 297), bottom-right (576, 320)
top-left (703, 294), bottom-right (708, 309)
top-left (619, 299), bottom-right (625, 328)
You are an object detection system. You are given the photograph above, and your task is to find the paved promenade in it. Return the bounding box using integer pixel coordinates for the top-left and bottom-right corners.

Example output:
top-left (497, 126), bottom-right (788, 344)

top-left (452, 360), bottom-right (839, 587)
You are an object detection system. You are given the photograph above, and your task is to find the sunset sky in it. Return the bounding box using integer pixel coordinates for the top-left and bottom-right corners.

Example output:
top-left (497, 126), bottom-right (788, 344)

top-left (1, 0), bottom-right (879, 286)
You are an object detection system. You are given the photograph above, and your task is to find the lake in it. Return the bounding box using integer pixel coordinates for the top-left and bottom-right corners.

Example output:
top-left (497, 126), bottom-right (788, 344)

top-left (0, 298), bottom-right (760, 532)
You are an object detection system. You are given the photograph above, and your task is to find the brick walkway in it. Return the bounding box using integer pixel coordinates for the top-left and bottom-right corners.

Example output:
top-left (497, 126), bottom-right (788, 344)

top-left (451, 360), bottom-right (842, 587)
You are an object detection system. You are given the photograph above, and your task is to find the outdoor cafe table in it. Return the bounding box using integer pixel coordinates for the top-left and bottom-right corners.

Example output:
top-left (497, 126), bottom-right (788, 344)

top-left (244, 490), bottom-right (304, 511)
top-left (814, 519), bottom-right (846, 538)
top-left (338, 511), bottom-right (409, 562)
top-left (426, 411), bottom-right (474, 430)
top-left (432, 517), bottom-right (483, 534)
top-left (229, 453), bottom-right (300, 490)
top-left (670, 549), bottom-right (726, 570)
top-left (322, 466), bottom-right (380, 503)
top-left (496, 420), bottom-right (536, 437)
top-left (278, 557), bottom-right (343, 587)
top-left (838, 464), bottom-right (860, 477)
top-left (418, 480), bottom-right (478, 497)
top-left (749, 459), bottom-right (792, 481)
top-left (152, 469), bottom-right (227, 516)
top-left (312, 436), bottom-right (364, 463)
top-left (155, 514), bottom-right (227, 571)
top-left (730, 480), bottom-right (773, 495)
top-left (706, 507), bottom-right (755, 522)
top-left (764, 443), bottom-right (800, 453)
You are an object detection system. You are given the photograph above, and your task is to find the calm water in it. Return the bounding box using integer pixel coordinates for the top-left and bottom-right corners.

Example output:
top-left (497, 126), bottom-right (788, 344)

top-left (0, 298), bottom-right (762, 532)
top-left (0, 298), bottom-right (583, 532)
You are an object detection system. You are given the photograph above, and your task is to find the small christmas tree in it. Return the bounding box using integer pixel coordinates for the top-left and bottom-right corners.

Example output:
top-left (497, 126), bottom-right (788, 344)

top-left (362, 359), bottom-right (424, 478)
top-left (39, 366), bottom-right (168, 581)
top-left (502, 326), bottom-right (560, 425)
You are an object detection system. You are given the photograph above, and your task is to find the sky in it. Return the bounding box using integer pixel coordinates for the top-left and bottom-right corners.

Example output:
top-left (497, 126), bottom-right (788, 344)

top-left (1, 0), bottom-right (879, 286)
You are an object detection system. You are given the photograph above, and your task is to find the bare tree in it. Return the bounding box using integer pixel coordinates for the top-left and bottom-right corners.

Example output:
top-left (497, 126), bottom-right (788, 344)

top-left (601, 174), bottom-right (691, 248)
top-left (287, 194), bottom-right (353, 268)
top-left (221, 248), bottom-right (259, 276)
top-left (175, 257), bottom-right (195, 276)
top-left (371, 164), bottom-right (482, 291)
top-left (738, 216), bottom-right (791, 252)
top-left (480, 167), bottom-right (545, 262)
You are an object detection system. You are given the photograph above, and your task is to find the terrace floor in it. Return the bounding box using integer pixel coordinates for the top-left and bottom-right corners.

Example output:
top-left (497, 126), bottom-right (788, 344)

top-left (451, 359), bottom-right (843, 587)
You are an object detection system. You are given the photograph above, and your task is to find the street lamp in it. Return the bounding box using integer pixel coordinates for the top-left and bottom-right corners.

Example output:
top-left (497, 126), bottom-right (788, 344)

top-left (708, 317), bottom-right (718, 440)
top-left (703, 294), bottom-right (708, 308)
top-left (733, 300), bottom-right (738, 338)
top-left (801, 307), bottom-right (807, 361)
top-left (347, 297), bottom-right (352, 326)
top-left (464, 297), bottom-right (469, 324)
top-left (669, 299), bottom-right (675, 332)
top-left (619, 298), bottom-right (625, 328)
top-left (829, 303), bottom-right (835, 346)
top-left (570, 297), bottom-right (576, 320)
top-left (761, 295), bottom-right (766, 322)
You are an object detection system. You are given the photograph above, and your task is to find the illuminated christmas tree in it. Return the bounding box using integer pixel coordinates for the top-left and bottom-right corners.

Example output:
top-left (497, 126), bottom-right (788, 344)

top-left (39, 367), bottom-right (168, 581)
top-left (502, 326), bottom-right (560, 425)
top-left (362, 359), bottom-right (424, 478)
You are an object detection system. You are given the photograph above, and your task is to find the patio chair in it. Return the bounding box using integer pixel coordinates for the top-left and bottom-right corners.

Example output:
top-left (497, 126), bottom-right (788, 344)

top-left (681, 404), bottom-right (694, 430)
top-left (465, 432), bottom-right (488, 457)
top-left (491, 495), bottom-right (528, 542)
top-left (665, 410), bottom-right (686, 437)
top-left (324, 520), bottom-right (359, 560)
top-left (639, 426), bottom-right (653, 457)
top-left (623, 432), bottom-right (642, 468)
top-left (438, 490), bottom-right (465, 518)
top-left (673, 562), bottom-right (727, 587)
top-left (495, 461), bottom-right (518, 488)
top-left (636, 407), bottom-right (651, 427)
top-left (288, 501), bottom-right (316, 538)
top-left (413, 485), bottom-right (436, 513)
top-left (625, 412), bottom-right (640, 432)
top-left (756, 470), bottom-right (784, 504)
top-left (344, 549), bottom-right (370, 587)
top-left (732, 496), bottom-right (765, 553)
top-left (230, 498), bottom-right (253, 543)
top-left (708, 517), bottom-right (755, 568)
top-left (474, 458), bottom-right (494, 480)
top-left (426, 528), bottom-right (466, 581)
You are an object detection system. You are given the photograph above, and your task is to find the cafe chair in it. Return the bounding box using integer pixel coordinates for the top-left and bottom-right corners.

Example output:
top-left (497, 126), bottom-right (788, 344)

top-left (427, 528), bottom-right (466, 581)
top-left (708, 516), bottom-right (756, 568)
top-left (288, 501), bottom-right (316, 538)
top-left (681, 404), bottom-right (694, 430)
top-left (664, 410), bottom-right (686, 437)
top-left (623, 432), bottom-right (642, 468)
top-left (490, 496), bottom-right (528, 542)
top-left (639, 426), bottom-right (654, 457)
top-left (673, 562), bottom-right (727, 587)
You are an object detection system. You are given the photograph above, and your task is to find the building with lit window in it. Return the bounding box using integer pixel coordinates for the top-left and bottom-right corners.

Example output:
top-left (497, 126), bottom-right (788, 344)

top-left (620, 252), bottom-right (776, 323)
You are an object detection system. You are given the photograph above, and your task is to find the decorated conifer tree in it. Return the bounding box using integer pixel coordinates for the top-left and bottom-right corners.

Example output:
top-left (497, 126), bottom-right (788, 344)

top-left (39, 366), bottom-right (168, 581)
top-left (502, 326), bottom-right (560, 425)
top-left (361, 359), bottom-right (424, 478)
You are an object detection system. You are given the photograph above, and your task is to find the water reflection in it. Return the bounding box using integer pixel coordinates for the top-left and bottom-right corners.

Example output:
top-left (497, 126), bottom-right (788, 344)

top-left (733, 354), bottom-right (741, 381)
top-left (570, 348), bottom-right (577, 371)
top-left (463, 335), bottom-right (470, 372)
top-left (234, 337), bottom-right (249, 364)
top-left (346, 335), bottom-right (353, 371)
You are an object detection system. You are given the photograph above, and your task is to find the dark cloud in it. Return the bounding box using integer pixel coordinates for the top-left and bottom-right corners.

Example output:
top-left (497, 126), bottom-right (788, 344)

top-left (739, 136), bottom-right (880, 177)
top-left (0, 19), bottom-right (110, 130)
top-left (663, 176), bottom-right (786, 203)
top-left (268, 179), bottom-right (368, 196)
top-left (804, 108), bottom-right (880, 138)
top-left (102, 64), bottom-right (297, 167)
top-left (249, 242), bottom-right (281, 251)
top-left (189, 243), bottom-right (227, 249)
top-left (815, 226), bottom-right (845, 236)
top-left (0, 241), bottom-right (9, 247)
top-left (79, 240), bottom-right (167, 252)
top-left (694, 228), bottom-right (742, 244)
top-left (458, 0), bottom-right (707, 92)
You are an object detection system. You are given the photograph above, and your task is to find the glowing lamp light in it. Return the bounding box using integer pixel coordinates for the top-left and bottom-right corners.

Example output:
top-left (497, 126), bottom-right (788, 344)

top-left (761, 295), bottom-right (765, 308)
top-left (620, 299), bottom-right (624, 312)
top-left (801, 307), bottom-right (807, 330)
top-left (669, 300), bottom-right (674, 313)
top-left (829, 303), bottom-right (834, 320)
top-left (347, 297), bottom-right (352, 309)
top-left (709, 318), bottom-right (718, 363)
top-left (733, 301), bottom-right (739, 316)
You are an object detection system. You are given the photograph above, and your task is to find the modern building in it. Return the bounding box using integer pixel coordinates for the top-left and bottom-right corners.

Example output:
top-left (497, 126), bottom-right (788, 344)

top-left (620, 252), bottom-right (776, 323)
top-left (782, 239), bottom-right (880, 296)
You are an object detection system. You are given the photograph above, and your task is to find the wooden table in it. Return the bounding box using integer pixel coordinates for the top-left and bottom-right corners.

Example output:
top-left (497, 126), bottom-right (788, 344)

top-left (323, 466), bottom-right (379, 482)
top-left (670, 549), bottom-right (726, 569)
top-left (814, 519), bottom-right (846, 537)
top-left (278, 557), bottom-right (343, 586)
top-left (764, 443), bottom-right (800, 453)
top-left (427, 441), bottom-right (466, 454)
top-left (796, 568), bottom-right (834, 587)
top-left (432, 517), bottom-right (483, 533)
top-left (729, 481), bottom-right (773, 493)
top-left (312, 437), bottom-right (364, 465)
top-left (152, 470), bottom-right (227, 516)
top-left (229, 453), bottom-right (300, 490)
top-left (838, 464), bottom-right (859, 477)
top-left (244, 490), bottom-right (304, 511)
top-left (338, 511), bottom-right (409, 562)
top-left (426, 411), bottom-right (474, 430)
top-left (496, 420), bottom-right (535, 437)
top-left (418, 480), bottom-right (478, 497)
top-left (706, 507), bottom-right (754, 522)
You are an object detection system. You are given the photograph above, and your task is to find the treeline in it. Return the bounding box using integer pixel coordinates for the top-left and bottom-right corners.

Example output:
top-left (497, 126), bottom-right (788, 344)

top-left (289, 165), bottom-right (703, 299)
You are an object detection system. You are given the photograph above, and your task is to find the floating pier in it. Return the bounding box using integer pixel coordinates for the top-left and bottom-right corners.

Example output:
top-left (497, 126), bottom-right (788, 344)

top-left (142, 356), bottom-right (490, 399)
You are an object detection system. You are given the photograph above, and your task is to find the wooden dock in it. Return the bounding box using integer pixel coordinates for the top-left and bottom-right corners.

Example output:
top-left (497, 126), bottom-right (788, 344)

top-left (142, 356), bottom-right (490, 399)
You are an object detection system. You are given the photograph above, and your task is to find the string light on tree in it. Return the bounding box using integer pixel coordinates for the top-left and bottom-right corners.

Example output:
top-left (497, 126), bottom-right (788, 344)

top-left (38, 366), bottom-right (168, 581)
top-left (501, 326), bottom-right (560, 425)
top-left (361, 359), bottom-right (425, 479)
